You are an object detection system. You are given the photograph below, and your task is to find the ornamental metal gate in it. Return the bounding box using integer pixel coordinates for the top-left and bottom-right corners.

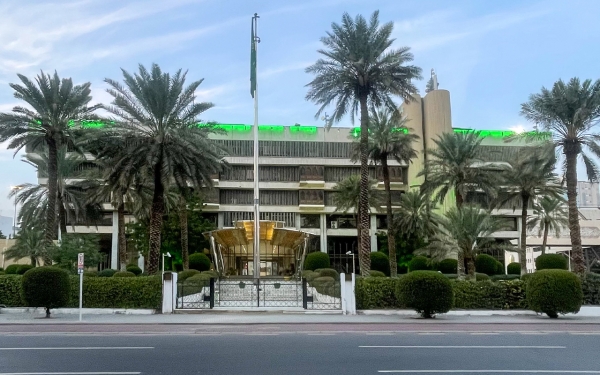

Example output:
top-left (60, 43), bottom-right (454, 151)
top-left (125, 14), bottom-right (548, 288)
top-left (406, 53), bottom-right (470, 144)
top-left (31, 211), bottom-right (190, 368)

top-left (176, 277), bottom-right (341, 310)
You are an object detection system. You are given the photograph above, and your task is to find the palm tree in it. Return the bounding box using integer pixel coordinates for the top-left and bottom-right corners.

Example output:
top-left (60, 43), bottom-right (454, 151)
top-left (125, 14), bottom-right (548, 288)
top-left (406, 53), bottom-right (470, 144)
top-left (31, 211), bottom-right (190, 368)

top-left (423, 205), bottom-right (506, 279)
top-left (494, 146), bottom-right (564, 274)
top-left (360, 108), bottom-right (419, 276)
top-left (521, 78), bottom-right (600, 274)
top-left (306, 11), bottom-right (422, 275)
top-left (0, 71), bottom-right (100, 252)
top-left (528, 196), bottom-right (569, 255)
top-left (3, 226), bottom-right (46, 266)
top-left (97, 64), bottom-right (226, 274)
top-left (332, 175), bottom-right (383, 272)
top-left (393, 190), bottom-right (439, 241)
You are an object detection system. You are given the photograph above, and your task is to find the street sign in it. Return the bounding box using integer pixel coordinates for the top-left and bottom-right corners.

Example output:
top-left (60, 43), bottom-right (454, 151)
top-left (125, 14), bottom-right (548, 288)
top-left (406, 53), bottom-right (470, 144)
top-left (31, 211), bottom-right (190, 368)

top-left (77, 253), bottom-right (84, 322)
top-left (77, 253), bottom-right (84, 275)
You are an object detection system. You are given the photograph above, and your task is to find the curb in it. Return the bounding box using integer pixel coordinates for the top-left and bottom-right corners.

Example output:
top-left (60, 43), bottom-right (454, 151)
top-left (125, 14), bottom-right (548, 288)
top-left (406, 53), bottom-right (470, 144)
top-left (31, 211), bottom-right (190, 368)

top-left (0, 308), bottom-right (157, 315)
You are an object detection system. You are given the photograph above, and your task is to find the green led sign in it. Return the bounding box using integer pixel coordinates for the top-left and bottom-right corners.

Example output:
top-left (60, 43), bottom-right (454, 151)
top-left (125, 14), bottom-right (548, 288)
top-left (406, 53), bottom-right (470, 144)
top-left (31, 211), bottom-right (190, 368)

top-left (290, 126), bottom-right (317, 134)
top-left (350, 127), bottom-right (409, 138)
top-left (453, 128), bottom-right (552, 139)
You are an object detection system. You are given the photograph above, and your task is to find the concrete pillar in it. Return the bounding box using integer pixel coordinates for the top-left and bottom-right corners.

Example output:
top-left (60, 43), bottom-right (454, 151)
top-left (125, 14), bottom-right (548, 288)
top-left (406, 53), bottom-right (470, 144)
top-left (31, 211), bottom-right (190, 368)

top-left (162, 272), bottom-right (178, 314)
top-left (403, 95), bottom-right (424, 189)
top-left (370, 215), bottom-right (377, 252)
top-left (217, 212), bottom-right (224, 229)
top-left (110, 210), bottom-right (118, 270)
top-left (340, 273), bottom-right (356, 315)
top-left (295, 213), bottom-right (301, 230)
top-left (320, 213), bottom-right (327, 253)
top-left (138, 254), bottom-right (145, 273)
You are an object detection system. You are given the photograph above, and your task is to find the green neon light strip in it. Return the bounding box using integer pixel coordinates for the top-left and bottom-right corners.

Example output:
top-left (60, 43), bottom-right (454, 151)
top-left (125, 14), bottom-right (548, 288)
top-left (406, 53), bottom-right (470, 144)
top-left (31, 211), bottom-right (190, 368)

top-left (453, 128), bottom-right (552, 139)
top-left (351, 127), bottom-right (409, 137)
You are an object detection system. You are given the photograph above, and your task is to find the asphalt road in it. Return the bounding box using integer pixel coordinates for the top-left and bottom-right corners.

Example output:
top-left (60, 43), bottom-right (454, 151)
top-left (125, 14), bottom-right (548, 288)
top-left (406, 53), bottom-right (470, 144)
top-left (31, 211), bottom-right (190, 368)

top-left (1, 331), bottom-right (600, 374)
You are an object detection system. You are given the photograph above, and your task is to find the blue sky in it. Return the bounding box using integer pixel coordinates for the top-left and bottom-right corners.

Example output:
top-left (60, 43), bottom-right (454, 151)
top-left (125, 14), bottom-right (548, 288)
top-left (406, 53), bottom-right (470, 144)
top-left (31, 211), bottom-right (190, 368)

top-left (0, 0), bottom-right (599, 217)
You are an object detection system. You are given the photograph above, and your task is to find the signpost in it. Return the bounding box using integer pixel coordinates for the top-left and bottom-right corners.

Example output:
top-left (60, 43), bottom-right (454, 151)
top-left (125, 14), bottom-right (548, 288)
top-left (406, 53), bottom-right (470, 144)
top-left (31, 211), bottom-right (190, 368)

top-left (77, 253), bottom-right (84, 322)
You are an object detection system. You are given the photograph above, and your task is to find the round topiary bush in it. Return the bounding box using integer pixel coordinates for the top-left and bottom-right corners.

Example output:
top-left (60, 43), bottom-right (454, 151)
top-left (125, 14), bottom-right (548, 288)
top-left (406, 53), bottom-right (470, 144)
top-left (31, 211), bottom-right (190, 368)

top-left (408, 256), bottom-right (430, 272)
top-left (113, 271), bottom-right (136, 278)
top-left (189, 253), bottom-right (211, 272)
top-left (304, 252), bottom-right (330, 271)
top-left (21, 266), bottom-right (71, 318)
top-left (126, 264), bottom-right (142, 276)
top-left (507, 262), bottom-right (521, 275)
top-left (178, 269), bottom-right (201, 282)
top-left (476, 272), bottom-right (490, 281)
top-left (535, 254), bottom-right (568, 270)
top-left (17, 265), bottom-right (34, 275)
top-left (369, 270), bottom-right (386, 278)
top-left (98, 269), bottom-right (116, 277)
top-left (5, 264), bottom-right (20, 275)
top-left (437, 259), bottom-right (458, 274)
top-left (396, 270), bottom-right (453, 318)
top-left (370, 252), bottom-right (390, 276)
top-left (475, 254), bottom-right (498, 275)
top-left (311, 276), bottom-right (338, 297)
top-left (495, 261), bottom-right (505, 275)
top-left (200, 270), bottom-right (219, 279)
top-left (84, 271), bottom-right (98, 277)
top-left (315, 268), bottom-right (339, 280)
top-left (526, 269), bottom-right (582, 318)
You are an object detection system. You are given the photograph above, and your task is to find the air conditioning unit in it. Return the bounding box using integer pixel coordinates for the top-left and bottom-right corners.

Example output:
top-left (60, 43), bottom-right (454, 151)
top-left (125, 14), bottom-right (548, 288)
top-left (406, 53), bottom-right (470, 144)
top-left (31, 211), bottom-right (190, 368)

top-left (330, 221), bottom-right (338, 229)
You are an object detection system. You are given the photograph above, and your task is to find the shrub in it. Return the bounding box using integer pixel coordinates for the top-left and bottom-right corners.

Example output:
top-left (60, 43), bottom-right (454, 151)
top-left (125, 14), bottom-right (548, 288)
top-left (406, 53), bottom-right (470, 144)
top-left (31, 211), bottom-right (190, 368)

top-left (98, 269), bottom-right (116, 277)
top-left (507, 262), bottom-right (521, 275)
top-left (5, 264), bottom-right (20, 275)
top-left (476, 273), bottom-right (490, 281)
top-left (475, 254), bottom-right (498, 275)
top-left (443, 274), bottom-right (458, 279)
top-left (356, 277), bottom-right (400, 309)
top-left (491, 274), bottom-right (521, 282)
top-left (304, 271), bottom-right (319, 283)
top-left (189, 253), bottom-right (211, 272)
top-left (0, 275), bottom-right (23, 306)
top-left (496, 261), bottom-right (505, 276)
top-left (396, 271), bottom-right (453, 318)
top-left (84, 271), bottom-right (98, 277)
top-left (17, 265), bottom-right (35, 275)
top-left (437, 259), bottom-right (458, 274)
top-left (21, 267), bottom-right (71, 317)
top-left (185, 273), bottom-right (213, 288)
top-left (535, 254), bottom-right (568, 270)
top-left (408, 256), bottom-right (430, 272)
top-left (452, 279), bottom-right (527, 310)
top-left (126, 265), bottom-right (142, 276)
top-left (113, 271), bottom-right (136, 278)
top-left (301, 270), bottom-right (315, 280)
top-left (0, 267), bottom-right (3, 271)
top-left (315, 268), bottom-right (339, 280)
top-left (0, 271), bottom-right (4, 275)
top-left (369, 270), bottom-right (386, 278)
top-left (311, 276), bottom-right (339, 297)
top-left (67, 276), bottom-right (161, 309)
top-left (370, 252), bottom-right (390, 276)
top-left (178, 269), bottom-right (201, 282)
top-left (526, 269), bottom-right (582, 318)
top-left (304, 252), bottom-right (330, 271)
top-left (582, 273), bottom-right (600, 305)
top-left (200, 270), bottom-right (219, 279)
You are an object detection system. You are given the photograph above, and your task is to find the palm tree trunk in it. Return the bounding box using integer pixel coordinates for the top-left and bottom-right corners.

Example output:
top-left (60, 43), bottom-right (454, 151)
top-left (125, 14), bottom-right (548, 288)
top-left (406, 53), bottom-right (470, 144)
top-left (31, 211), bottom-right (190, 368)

top-left (520, 195), bottom-right (529, 275)
top-left (541, 223), bottom-right (549, 255)
top-left (30, 256), bottom-right (36, 267)
top-left (118, 203), bottom-right (127, 271)
top-left (357, 94), bottom-right (371, 276)
top-left (455, 190), bottom-right (465, 278)
top-left (179, 198), bottom-right (189, 270)
top-left (465, 254), bottom-right (476, 279)
top-left (565, 150), bottom-right (585, 274)
top-left (57, 194), bottom-right (67, 236)
top-left (456, 191), bottom-right (464, 208)
top-left (43, 138), bottom-right (58, 266)
top-left (381, 158), bottom-right (396, 277)
top-left (147, 164), bottom-right (165, 275)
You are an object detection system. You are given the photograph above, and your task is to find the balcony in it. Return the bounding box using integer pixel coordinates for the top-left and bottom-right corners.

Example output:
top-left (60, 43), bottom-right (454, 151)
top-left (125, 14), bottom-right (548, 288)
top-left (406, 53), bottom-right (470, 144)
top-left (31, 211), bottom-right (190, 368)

top-left (300, 165), bottom-right (325, 187)
top-left (299, 190), bottom-right (324, 210)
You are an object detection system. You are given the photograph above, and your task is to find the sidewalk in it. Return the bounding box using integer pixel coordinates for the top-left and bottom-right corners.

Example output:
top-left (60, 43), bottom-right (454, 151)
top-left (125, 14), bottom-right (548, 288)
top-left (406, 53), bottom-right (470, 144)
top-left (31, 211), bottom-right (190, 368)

top-left (2, 306), bottom-right (600, 325)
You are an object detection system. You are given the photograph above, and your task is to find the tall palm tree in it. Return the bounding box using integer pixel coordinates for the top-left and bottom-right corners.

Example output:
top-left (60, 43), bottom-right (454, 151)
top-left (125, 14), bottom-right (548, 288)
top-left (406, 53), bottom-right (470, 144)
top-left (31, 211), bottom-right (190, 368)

top-left (528, 196), bottom-right (569, 255)
top-left (494, 146), bottom-right (564, 274)
top-left (4, 226), bottom-right (46, 266)
top-left (0, 71), bottom-right (100, 252)
top-left (306, 11), bottom-right (422, 275)
top-left (332, 175), bottom-right (383, 272)
top-left (393, 190), bottom-right (439, 241)
top-left (97, 64), bottom-right (226, 274)
top-left (423, 205), bottom-right (506, 279)
top-left (361, 108), bottom-right (419, 276)
top-left (521, 78), bottom-right (600, 274)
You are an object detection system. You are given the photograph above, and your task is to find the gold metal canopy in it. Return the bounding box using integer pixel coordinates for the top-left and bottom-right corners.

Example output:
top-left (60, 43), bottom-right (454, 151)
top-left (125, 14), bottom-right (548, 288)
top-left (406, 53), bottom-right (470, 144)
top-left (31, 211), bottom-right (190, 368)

top-left (204, 220), bottom-right (310, 249)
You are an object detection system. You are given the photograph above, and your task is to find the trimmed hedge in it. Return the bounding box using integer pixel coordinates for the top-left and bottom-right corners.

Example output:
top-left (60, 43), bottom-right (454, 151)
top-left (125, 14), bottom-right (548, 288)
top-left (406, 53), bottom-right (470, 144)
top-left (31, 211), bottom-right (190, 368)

top-left (476, 273), bottom-right (490, 281)
top-left (475, 254), bottom-right (498, 275)
top-left (311, 276), bottom-right (340, 297)
top-left (496, 262), bottom-right (505, 276)
top-left (98, 269), bottom-right (116, 277)
top-left (507, 262), bottom-right (521, 275)
top-left (527, 269), bottom-right (582, 318)
top-left (17, 265), bottom-right (35, 275)
top-left (189, 253), bottom-right (211, 272)
top-left (304, 252), bottom-right (330, 271)
top-left (582, 273), bottom-right (600, 305)
top-left (370, 252), bottom-right (390, 276)
top-left (535, 254), bottom-right (568, 270)
top-left (437, 259), bottom-right (458, 274)
top-left (0, 275), bottom-right (23, 306)
top-left (369, 270), bottom-right (386, 278)
top-left (113, 271), bottom-right (136, 278)
top-left (5, 264), bottom-right (20, 274)
top-left (315, 268), bottom-right (339, 280)
top-left (356, 277), bottom-right (399, 309)
top-left (491, 274), bottom-right (521, 282)
top-left (178, 269), bottom-right (201, 282)
top-left (126, 265), bottom-right (142, 276)
top-left (84, 271), bottom-right (98, 277)
top-left (408, 256), bottom-right (430, 272)
top-left (67, 276), bottom-right (161, 309)
top-left (453, 279), bottom-right (527, 310)
top-left (396, 271), bottom-right (453, 318)
top-left (22, 267), bottom-right (71, 316)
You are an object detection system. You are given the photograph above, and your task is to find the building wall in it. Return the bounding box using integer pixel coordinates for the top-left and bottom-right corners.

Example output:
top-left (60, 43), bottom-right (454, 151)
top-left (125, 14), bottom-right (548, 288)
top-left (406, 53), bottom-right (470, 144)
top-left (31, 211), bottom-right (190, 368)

top-left (577, 181), bottom-right (600, 207)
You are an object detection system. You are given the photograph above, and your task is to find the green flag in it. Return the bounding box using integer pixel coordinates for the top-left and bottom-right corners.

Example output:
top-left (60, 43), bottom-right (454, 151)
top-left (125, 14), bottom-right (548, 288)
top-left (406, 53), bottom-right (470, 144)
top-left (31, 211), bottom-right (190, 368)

top-left (250, 17), bottom-right (257, 98)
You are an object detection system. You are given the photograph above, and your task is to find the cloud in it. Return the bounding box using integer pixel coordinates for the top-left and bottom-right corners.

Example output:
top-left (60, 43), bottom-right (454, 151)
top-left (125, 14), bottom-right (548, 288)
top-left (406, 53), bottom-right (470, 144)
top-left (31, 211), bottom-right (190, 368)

top-left (260, 62), bottom-right (312, 79)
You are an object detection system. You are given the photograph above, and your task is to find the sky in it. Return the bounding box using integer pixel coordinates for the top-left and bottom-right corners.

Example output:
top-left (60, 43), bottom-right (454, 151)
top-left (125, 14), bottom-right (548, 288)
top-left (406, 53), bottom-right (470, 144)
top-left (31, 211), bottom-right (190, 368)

top-left (0, 0), bottom-right (599, 217)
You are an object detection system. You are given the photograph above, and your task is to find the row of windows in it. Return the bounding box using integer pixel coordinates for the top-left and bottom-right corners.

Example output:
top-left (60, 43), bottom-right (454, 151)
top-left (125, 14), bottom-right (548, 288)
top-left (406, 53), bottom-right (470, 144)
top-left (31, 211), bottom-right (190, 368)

top-left (221, 212), bottom-right (390, 230)
top-left (218, 189), bottom-right (404, 206)
top-left (214, 140), bottom-right (356, 158)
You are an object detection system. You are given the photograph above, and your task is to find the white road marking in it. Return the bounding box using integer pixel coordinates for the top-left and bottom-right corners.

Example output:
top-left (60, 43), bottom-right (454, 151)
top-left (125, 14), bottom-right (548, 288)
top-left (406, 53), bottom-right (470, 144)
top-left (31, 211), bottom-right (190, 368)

top-left (378, 371), bottom-right (600, 373)
top-left (570, 332), bottom-right (600, 335)
top-left (520, 332), bottom-right (549, 335)
top-left (0, 347), bottom-right (153, 350)
top-left (244, 333), bottom-right (279, 336)
top-left (470, 332), bottom-right (500, 335)
top-left (366, 332), bottom-right (394, 336)
top-left (307, 333), bottom-right (336, 336)
top-left (361, 346), bottom-right (565, 349)
top-left (417, 332), bottom-right (445, 335)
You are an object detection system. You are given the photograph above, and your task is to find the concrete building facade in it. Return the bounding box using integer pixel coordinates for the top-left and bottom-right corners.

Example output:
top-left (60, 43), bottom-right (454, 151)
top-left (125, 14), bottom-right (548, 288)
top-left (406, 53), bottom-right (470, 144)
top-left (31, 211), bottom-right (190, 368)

top-left (577, 181), bottom-right (600, 207)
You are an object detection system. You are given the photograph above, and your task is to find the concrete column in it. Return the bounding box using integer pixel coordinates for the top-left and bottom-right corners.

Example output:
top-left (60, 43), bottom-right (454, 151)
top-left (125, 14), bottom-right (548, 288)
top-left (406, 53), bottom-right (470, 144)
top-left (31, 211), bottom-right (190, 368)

top-left (110, 210), bottom-right (118, 270)
top-left (340, 273), bottom-right (356, 315)
top-left (403, 95), bottom-right (424, 189)
top-left (320, 213), bottom-right (327, 253)
top-left (138, 254), bottom-right (145, 273)
top-left (217, 212), bottom-right (224, 229)
top-left (162, 272), bottom-right (178, 314)
top-left (370, 215), bottom-right (377, 252)
top-left (295, 213), bottom-right (301, 230)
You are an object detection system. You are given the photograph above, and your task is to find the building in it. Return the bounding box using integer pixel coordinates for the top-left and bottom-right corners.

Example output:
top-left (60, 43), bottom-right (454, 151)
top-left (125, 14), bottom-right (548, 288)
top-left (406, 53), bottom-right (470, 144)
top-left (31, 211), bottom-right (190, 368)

top-left (23, 89), bottom-right (537, 271)
top-left (577, 181), bottom-right (600, 207)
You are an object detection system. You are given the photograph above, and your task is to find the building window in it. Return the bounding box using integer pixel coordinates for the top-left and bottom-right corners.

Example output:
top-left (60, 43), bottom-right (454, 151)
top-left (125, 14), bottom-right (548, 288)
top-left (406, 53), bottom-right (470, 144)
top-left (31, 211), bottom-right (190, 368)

top-left (300, 214), bottom-right (320, 228)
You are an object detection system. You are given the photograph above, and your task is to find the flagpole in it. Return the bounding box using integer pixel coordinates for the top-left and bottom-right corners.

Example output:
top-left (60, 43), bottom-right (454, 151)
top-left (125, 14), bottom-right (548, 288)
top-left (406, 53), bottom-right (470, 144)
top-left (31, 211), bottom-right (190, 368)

top-left (251, 13), bottom-right (260, 279)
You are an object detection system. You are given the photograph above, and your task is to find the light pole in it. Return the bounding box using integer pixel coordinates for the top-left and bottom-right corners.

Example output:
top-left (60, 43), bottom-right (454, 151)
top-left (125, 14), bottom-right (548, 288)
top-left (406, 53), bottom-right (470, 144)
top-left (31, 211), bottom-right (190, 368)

top-left (346, 251), bottom-right (355, 274)
top-left (162, 252), bottom-right (171, 275)
top-left (10, 186), bottom-right (22, 238)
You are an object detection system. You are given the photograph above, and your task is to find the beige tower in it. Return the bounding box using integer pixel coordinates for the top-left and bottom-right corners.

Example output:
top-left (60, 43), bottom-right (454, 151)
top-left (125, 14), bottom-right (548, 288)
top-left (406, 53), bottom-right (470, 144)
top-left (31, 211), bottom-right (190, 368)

top-left (403, 95), bottom-right (424, 189)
